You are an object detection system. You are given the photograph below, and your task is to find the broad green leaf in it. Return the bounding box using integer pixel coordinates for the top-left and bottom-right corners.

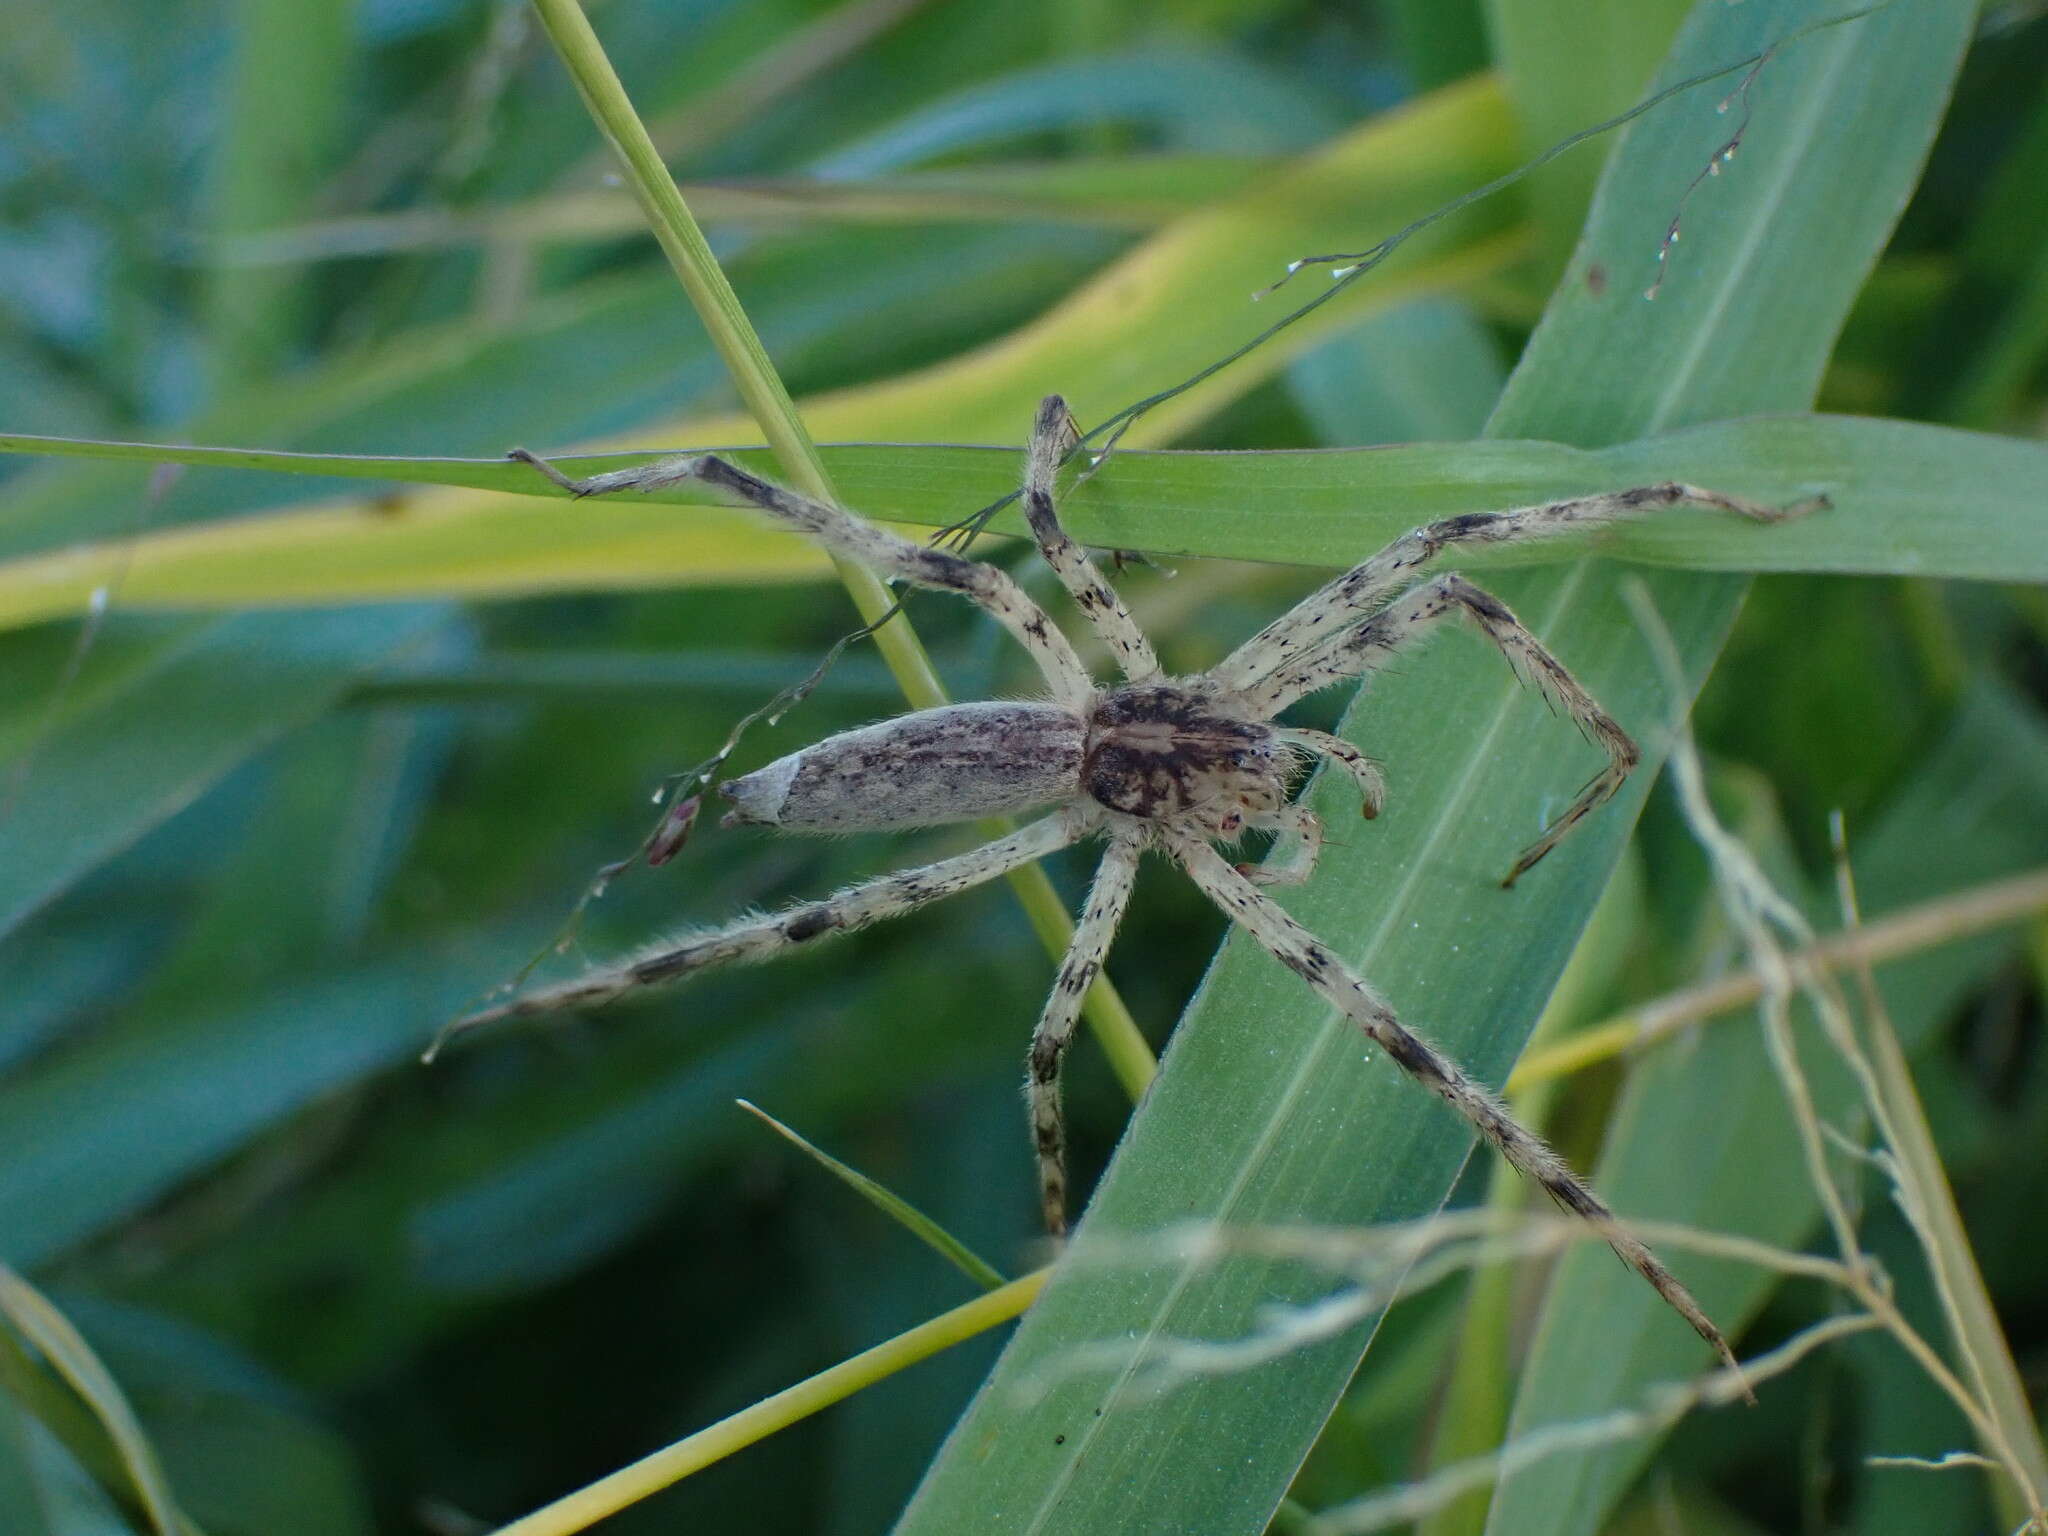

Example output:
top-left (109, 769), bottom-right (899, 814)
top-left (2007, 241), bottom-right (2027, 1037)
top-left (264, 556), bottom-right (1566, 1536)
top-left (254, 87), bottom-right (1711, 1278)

top-left (0, 415), bottom-right (2041, 627)
top-left (0, 1390), bottom-right (57, 1536)
top-left (202, 0), bottom-right (352, 392)
top-left (408, 1019), bottom-right (824, 1293)
top-left (812, 47), bottom-right (1340, 173)
top-left (48, 1294), bottom-right (374, 1536)
top-left (0, 945), bottom-right (515, 1272)
top-left (1287, 299), bottom-right (1506, 445)
top-left (1484, 0), bottom-right (1691, 270)
top-left (0, 607), bottom-right (444, 939)
top-left (1385, 0), bottom-right (1489, 92)
top-left (0, 1405), bottom-right (136, 1536)
top-left (1417, 853), bottom-right (1649, 1536)
top-left (895, 3), bottom-right (1971, 1533)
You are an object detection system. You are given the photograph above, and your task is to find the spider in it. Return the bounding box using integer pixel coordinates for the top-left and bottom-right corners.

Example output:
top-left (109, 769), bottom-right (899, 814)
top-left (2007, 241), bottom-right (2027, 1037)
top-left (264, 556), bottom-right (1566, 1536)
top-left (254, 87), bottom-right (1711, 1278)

top-left (449, 395), bottom-right (1816, 1373)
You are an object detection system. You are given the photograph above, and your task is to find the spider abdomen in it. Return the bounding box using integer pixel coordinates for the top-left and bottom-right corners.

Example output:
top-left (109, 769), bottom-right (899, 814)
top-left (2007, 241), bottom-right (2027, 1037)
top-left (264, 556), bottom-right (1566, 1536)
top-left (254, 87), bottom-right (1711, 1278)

top-left (720, 701), bottom-right (1085, 832)
top-left (1082, 683), bottom-right (1285, 829)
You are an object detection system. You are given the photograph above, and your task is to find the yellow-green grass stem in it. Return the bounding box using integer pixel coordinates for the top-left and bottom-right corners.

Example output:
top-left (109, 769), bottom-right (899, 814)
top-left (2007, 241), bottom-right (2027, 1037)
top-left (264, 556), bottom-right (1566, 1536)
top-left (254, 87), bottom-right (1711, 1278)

top-left (1833, 833), bottom-right (2048, 1529)
top-left (1506, 863), bottom-right (2048, 1094)
top-left (525, 0), bottom-right (1154, 1097)
top-left (491, 1269), bottom-right (1050, 1535)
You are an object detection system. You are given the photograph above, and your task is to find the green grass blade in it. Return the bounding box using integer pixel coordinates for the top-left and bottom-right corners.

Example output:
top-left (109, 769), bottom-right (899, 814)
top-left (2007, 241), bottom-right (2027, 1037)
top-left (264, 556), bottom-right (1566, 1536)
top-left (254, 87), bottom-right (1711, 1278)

top-left (525, 0), bottom-right (831, 502)
top-left (1386, 0), bottom-right (1488, 92)
top-left (0, 943), bottom-right (516, 1271)
top-left (203, 0), bottom-right (352, 393)
top-left (1287, 298), bottom-right (1506, 443)
top-left (0, 607), bottom-right (444, 939)
top-left (0, 74), bottom-right (1525, 584)
top-left (1478, 1), bottom-right (1979, 1529)
top-left (1417, 856), bottom-right (1646, 1536)
top-left (1864, 978), bottom-right (2048, 1527)
top-left (213, 158), bottom-right (1277, 266)
top-left (735, 1100), bottom-right (1008, 1291)
top-left (526, 0), bottom-right (1157, 1105)
top-left (0, 1389), bottom-right (59, 1535)
top-left (0, 415), bottom-right (2039, 626)
top-left (1494, 683), bottom-right (2048, 1535)
top-left (523, 0), bottom-right (951, 716)
top-left (1485, 0), bottom-right (1689, 271)
top-left (0, 1266), bottom-right (198, 1536)
top-left (894, 4), bottom-right (1970, 1532)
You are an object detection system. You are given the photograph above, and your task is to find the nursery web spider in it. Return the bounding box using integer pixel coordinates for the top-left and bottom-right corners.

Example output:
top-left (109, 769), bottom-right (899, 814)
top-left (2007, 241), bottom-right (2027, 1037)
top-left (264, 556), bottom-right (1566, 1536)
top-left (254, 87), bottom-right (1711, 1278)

top-left (450, 395), bottom-right (1818, 1372)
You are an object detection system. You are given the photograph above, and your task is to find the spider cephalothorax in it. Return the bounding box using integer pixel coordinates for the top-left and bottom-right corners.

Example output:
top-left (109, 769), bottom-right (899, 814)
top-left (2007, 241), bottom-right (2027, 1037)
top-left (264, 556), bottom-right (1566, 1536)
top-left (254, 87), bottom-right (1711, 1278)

top-left (460, 394), bottom-right (1819, 1376)
top-left (1081, 682), bottom-right (1286, 835)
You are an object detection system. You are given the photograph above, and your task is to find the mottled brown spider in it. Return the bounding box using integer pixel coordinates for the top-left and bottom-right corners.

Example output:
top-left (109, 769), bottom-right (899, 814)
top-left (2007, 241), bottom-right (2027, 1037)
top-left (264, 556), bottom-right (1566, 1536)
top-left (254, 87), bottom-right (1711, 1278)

top-left (448, 395), bottom-right (1816, 1372)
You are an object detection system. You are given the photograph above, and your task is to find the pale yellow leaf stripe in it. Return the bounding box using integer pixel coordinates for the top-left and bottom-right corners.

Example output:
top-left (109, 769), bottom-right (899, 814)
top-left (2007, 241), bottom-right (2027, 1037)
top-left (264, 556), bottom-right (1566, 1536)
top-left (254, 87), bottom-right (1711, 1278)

top-left (0, 79), bottom-right (1524, 629)
top-left (7, 412), bottom-right (2046, 627)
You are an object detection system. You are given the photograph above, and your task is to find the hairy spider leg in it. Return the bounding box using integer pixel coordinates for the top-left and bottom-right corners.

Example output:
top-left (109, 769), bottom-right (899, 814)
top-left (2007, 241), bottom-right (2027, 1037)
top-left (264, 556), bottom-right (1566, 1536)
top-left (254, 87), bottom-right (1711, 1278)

top-left (1212, 482), bottom-right (1817, 697)
top-left (1242, 574), bottom-right (1640, 888)
top-left (1273, 727), bottom-right (1387, 819)
top-left (1166, 831), bottom-right (1743, 1380)
top-left (1022, 395), bottom-right (1161, 683)
top-left (1028, 834), bottom-right (1144, 1236)
top-left (1238, 800), bottom-right (1324, 887)
top-left (510, 447), bottom-right (1096, 708)
top-left (443, 809), bottom-right (1095, 1041)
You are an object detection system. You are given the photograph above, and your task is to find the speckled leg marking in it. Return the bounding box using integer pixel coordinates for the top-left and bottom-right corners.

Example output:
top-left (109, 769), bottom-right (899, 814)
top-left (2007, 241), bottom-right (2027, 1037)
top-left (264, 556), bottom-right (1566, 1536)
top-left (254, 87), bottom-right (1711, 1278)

top-left (511, 447), bottom-right (1095, 708)
top-left (1243, 574), bottom-right (1640, 887)
top-left (445, 809), bottom-right (1093, 1041)
top-left (1167, 831), bottom-right (1739, 1376)
top-left (1213, 481), bottom-right (1813, 696)
top-left (1029, 833), bottom-right (1143, 1236)
top-left (1021, 395), bottom-right (1161, 683)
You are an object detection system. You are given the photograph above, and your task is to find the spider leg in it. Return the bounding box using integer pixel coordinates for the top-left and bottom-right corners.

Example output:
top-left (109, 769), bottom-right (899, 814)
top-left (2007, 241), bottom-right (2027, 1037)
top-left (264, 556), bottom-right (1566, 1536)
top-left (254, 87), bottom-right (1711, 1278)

top-left (1028, 832), bottom-right (1143, 1236)
top-left (511, 447), bottom-right (1096, 707)
top-left (1021, 395), bottom-right (1162, 682)
top-left (442, 808), bottom-right (1095, 1044)
top-left (1239, 801), bottom-right (1322, 887)
top-left (1275, 727), bottom-right (1386, 819)
top-left (1212, 481), bottom-right (1818, 695)
top-left (1165, 831), bottom-right (1740, 1376)
top-left (1241, 574), bottom-right (1638, 887)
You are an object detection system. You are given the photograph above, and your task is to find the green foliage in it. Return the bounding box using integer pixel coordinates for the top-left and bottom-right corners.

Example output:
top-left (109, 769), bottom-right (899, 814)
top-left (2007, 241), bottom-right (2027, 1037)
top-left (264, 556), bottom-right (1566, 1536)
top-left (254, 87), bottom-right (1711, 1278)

top-left (1, 2), bottom-right (2044, 1534)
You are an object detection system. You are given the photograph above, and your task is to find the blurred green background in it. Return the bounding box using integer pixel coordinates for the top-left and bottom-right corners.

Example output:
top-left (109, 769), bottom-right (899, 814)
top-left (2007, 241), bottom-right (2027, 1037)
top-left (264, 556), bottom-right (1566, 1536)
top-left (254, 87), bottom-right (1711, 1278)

top-left (1, 1), bottom-right (2045, 1533)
